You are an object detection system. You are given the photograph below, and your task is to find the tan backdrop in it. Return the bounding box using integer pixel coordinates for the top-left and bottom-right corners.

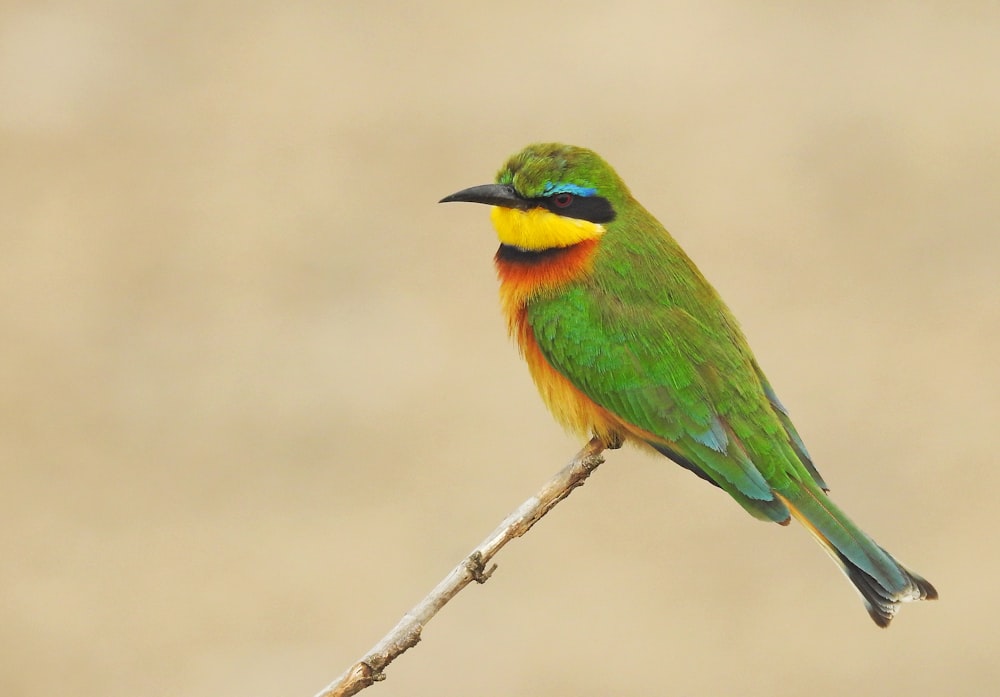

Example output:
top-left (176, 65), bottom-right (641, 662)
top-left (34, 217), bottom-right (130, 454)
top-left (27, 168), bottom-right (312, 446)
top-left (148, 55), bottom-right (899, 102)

top-left (3, 2), bottom-right (997, 696)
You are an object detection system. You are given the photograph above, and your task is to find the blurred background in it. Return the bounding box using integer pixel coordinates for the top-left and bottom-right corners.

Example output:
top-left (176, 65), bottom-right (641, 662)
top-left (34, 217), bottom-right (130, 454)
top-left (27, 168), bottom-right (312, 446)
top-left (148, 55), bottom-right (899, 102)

top-left (2, 2), bottom-right (997, 696)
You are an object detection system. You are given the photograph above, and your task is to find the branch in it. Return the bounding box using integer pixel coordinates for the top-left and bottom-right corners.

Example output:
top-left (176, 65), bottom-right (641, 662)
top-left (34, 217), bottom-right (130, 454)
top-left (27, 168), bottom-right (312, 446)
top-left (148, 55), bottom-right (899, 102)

top-left (314, 437), bottom-right (608, 697)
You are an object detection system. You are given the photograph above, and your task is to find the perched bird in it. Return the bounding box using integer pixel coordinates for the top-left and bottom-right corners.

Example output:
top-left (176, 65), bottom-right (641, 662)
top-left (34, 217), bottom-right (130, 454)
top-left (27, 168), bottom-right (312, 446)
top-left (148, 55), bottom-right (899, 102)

top-left (440, 143), bottom-right (937, 627)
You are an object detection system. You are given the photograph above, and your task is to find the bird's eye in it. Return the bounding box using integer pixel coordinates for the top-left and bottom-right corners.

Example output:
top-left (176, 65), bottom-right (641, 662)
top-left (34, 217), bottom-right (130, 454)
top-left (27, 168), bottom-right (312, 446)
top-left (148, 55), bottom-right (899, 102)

top-left (552, 193), bottom-right (573, 208)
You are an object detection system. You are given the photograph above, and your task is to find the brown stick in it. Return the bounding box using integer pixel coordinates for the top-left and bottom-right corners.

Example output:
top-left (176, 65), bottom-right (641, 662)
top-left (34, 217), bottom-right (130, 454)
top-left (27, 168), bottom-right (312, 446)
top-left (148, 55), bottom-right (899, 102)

top-left (314, 437), bottom-right (607, 697)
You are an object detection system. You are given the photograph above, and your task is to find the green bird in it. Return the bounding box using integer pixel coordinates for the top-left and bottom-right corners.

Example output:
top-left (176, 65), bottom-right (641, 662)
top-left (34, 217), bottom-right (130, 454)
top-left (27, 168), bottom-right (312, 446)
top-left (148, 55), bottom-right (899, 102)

top-left (440, 142), bottom-right (937, 626)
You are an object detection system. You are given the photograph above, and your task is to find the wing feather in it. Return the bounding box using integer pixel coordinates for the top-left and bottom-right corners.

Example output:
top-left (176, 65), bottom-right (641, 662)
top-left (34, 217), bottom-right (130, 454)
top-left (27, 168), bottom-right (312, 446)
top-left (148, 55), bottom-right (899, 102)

top-left (527, 283), bottom-right (810, 523)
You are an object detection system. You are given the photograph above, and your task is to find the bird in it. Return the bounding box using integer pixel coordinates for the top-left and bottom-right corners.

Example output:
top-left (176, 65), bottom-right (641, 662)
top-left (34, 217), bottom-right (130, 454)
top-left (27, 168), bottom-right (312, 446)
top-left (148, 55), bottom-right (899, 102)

top-left (440, 142), bottom-right (937, 627)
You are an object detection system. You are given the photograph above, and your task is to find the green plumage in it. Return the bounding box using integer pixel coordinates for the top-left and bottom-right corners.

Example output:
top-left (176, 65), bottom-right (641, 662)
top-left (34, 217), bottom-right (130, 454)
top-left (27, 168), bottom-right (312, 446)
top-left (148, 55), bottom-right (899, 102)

top-left (507, 145), bottom-right (804, 516)
top-left (442, 143), bottom-right (937, 626)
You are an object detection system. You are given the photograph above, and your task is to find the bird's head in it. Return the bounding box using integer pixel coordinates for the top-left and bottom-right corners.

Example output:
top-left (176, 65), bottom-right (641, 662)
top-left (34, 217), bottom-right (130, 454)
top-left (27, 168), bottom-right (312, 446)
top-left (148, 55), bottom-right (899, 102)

top-left (440, 143), bottom-right (629, 251)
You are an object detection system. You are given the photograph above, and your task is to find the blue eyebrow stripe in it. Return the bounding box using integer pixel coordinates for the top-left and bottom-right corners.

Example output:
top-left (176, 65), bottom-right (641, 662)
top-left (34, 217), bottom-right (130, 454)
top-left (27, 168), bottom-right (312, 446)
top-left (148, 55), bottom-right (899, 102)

top-left (543, 181), bottom-right (597, 197)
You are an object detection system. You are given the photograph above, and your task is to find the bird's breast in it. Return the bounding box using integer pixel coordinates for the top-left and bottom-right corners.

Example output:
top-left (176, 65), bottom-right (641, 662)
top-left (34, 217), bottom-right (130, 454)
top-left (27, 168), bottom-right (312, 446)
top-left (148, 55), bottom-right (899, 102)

top-left (494, 240), bottom-right (622, 441)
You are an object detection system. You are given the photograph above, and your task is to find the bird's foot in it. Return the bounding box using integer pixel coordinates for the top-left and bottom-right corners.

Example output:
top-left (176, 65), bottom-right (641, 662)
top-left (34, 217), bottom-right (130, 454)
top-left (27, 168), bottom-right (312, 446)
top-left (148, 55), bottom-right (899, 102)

top-left (598, 432), bottom-right (624, 450)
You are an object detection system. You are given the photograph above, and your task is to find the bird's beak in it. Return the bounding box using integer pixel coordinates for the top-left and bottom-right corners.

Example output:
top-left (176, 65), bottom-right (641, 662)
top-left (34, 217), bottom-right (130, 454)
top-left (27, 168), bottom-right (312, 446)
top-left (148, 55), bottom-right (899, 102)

top-left (439, 183), bottom-right (532, 210)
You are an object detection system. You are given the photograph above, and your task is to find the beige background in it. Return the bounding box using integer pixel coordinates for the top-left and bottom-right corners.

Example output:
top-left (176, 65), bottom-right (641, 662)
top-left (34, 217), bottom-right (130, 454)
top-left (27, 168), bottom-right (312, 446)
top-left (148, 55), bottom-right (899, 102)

top-left (2, 2), bottom-right (998, 696)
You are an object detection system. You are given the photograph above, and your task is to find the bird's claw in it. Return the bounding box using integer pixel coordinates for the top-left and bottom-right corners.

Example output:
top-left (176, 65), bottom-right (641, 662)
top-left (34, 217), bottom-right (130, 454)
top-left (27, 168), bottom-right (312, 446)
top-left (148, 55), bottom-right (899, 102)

top-left (600, 432), bottom-right (624, 450)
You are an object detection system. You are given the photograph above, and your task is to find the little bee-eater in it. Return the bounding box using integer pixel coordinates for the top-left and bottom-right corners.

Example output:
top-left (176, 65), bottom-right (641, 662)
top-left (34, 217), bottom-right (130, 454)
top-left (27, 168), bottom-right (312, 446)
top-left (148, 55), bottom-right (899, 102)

top-left (441, 143), bottom-right (937, 626)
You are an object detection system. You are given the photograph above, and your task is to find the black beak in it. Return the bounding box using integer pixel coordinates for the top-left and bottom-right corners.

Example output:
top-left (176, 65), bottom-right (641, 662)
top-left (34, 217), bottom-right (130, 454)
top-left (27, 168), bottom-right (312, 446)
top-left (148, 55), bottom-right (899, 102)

top-left (439, 183), bottom-right (532, 209)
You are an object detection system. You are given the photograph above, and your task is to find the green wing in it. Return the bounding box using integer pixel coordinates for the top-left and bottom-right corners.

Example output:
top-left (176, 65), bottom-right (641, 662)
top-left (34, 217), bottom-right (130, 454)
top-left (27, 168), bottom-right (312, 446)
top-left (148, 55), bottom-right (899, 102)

top-left (528, 283), bottom-right (814, 523)
top-left (753, 362), bottom-right (828, 491)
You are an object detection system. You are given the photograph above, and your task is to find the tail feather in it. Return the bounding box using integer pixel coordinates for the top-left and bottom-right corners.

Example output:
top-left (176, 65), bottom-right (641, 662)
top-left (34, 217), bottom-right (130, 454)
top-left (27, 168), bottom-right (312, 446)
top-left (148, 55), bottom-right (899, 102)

top-left (833, 545), bottom-right (938, 627)
top-left (776, 483), bottom-right (937, 627)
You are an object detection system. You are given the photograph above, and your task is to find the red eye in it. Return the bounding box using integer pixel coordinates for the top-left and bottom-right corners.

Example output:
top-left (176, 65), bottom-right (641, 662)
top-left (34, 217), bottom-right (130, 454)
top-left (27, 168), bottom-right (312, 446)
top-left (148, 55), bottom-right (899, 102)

top-left (552, 193), bottom-right (573, 208)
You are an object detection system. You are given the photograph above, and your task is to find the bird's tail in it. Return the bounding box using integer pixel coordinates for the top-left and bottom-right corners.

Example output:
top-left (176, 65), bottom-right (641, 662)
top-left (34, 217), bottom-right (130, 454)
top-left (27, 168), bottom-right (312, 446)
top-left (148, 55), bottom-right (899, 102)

top-left (776, 480), bottom-right (937, 627)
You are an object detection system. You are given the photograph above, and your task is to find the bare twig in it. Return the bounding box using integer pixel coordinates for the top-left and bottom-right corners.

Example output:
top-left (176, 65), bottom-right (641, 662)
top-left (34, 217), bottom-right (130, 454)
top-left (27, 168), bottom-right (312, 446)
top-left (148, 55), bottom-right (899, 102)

top-left (314, 437), bottom-right (608, 697)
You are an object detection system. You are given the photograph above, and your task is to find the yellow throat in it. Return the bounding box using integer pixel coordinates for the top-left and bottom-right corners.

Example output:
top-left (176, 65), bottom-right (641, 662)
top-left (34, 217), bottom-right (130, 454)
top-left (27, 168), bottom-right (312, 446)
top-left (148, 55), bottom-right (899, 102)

top-left (490, 206), bottom-right (605, 251)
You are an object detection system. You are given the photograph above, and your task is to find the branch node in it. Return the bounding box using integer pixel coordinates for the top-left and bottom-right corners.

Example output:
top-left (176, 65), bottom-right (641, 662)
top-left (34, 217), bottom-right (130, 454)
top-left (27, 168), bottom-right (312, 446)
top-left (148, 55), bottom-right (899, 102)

top-left (466, 551), bottom-right (497, 583)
